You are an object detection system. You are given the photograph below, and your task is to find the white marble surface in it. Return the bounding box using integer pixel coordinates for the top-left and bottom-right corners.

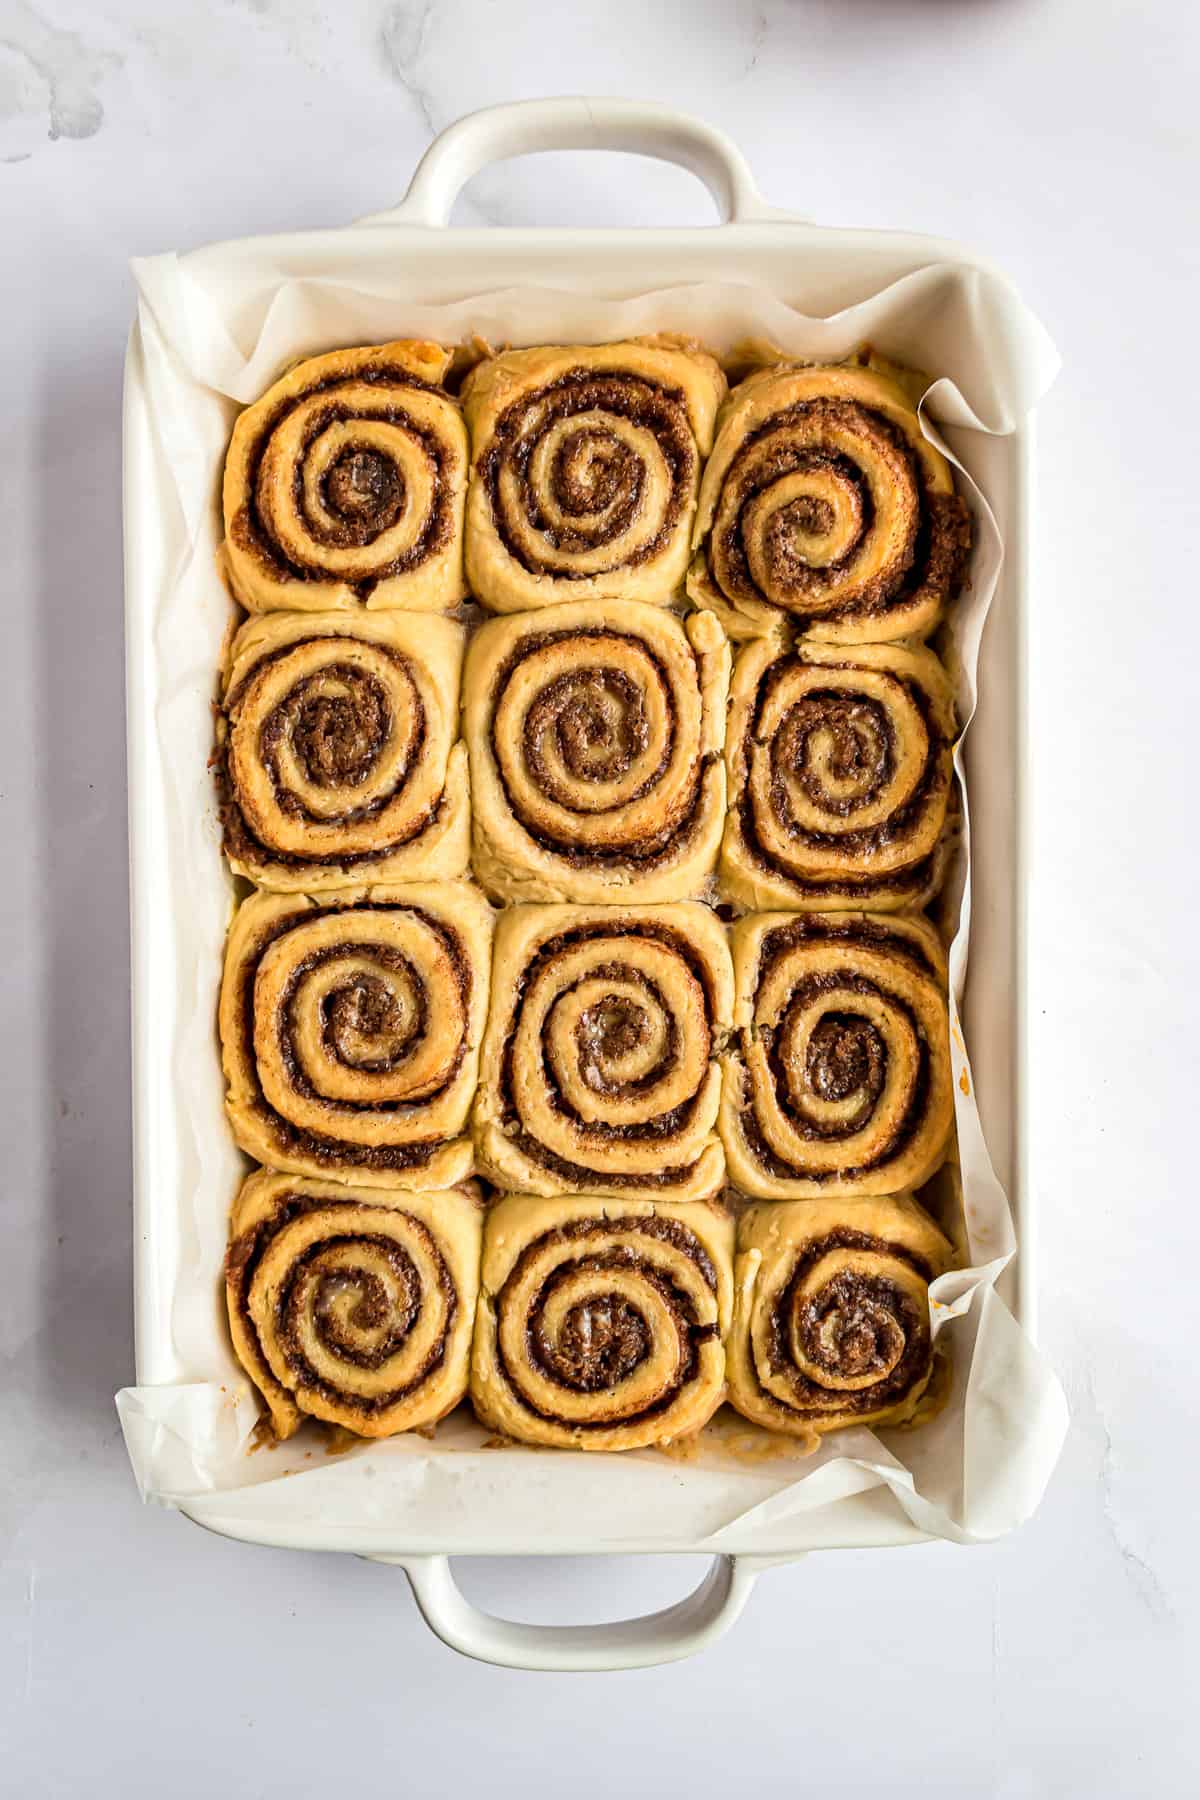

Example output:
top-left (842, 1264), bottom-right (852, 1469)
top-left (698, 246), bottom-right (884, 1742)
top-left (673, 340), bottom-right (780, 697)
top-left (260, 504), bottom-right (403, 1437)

top-left (2, 0), bottom-right (1197, 1790)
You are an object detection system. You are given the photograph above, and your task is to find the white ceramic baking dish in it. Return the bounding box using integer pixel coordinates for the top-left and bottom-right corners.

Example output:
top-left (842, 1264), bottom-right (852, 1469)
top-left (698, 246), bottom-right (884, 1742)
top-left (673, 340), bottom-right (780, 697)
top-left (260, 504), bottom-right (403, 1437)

top-left (123, 98), bottom-right (1040, 1670)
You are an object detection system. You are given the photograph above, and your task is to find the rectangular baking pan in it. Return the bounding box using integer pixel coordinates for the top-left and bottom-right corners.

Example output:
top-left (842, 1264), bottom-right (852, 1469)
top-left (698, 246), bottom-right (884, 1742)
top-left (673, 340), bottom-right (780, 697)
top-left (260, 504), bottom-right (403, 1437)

top-left (123, 97), bottom-right (1037, 1669)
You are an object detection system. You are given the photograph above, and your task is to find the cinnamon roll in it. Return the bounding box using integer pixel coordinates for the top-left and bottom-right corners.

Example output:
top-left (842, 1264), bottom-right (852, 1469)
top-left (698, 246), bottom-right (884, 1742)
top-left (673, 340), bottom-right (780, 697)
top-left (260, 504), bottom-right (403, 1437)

top-left (218, 610), bottom-right (469, 891)
top-left (722, 638), bottom-right (957, 912)
top-left (462, 340), bottom-right (726, 613)
top-left (218, 882), bottom-right (492, 1187)
top-left (721, 912), bottom-right (954, 1199)
top-left (689, 362), bottom-right (972, 641)
top-left (463, 599), bottom-right (729, 903)
top-left (222, 340), bottom-right (468, 613)
top-left (727, 1195), bottom-right (953, 1436)
top-left (225, 1169), bottom-right (481, 1439)
top-left (471, 1194), bottom-right (733, 1451)
top-left (474, 903), bottom-right (733, 1203)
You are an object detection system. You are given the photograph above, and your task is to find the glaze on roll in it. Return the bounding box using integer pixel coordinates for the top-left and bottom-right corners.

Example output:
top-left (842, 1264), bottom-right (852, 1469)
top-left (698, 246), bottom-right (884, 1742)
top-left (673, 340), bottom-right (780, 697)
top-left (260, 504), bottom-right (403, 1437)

top-left (470, 1195), bottom-right (734, 1451)
top-left (218, 882), bottom-right (492, 1188)
top-left (727, 1196), bottom-right (953, 1436)
top-left (222, 340), bottom-right (468, 613)
top-left (225, 1169), bottom-right (481, 1438)
top-left (463, 340), bottom-right (726, 613)
top-left (474, 903), bottom-right (733, 1202)
top-left (722, 637), bottom-right (957, 911)
top-left (463, 597), bottom-right (730, 903)
top-left (689, 360), bottom-right (972, 641)
top-left (720, 911), bottom-right (954, 1199)
top-left (217, 610), bottom-right (469, 890)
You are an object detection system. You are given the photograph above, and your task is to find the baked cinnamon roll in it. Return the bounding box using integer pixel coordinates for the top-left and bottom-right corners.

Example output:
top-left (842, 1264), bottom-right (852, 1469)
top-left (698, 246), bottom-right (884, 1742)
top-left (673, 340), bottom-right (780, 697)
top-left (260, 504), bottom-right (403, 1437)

top-left (722, 638), bottom-right (957, 911)
top-left (218, 610), bottom-right (469, 890)
top-left (471, 1195), bottom-right (733, 1451)
top-left (222, 340), bottom-right (468, 613)
top-left (721, 912), bottom-right (954, 1199)
top-left (462, 340), bottom-right (726, 612)
top-left (689, 362), bottom-right (972, 641)
top-left (463, 598), bottom-right (729, 903)
top-left (474, 903), bottom-right (733, 1202)
top-left (225, 1169), bottom-right (481, 1439)
top-left (727, 1196), bottom-right (953, 1436)
top-left (218, 882), bottom-right (492, 1187)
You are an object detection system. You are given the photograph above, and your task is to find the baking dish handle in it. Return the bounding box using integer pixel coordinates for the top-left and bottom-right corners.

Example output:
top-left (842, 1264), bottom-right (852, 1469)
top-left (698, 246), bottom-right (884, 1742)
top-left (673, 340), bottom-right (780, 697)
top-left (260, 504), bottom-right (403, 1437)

top-left (357, 96), bottom-right (793, 228)
top-left (378, 1552), bottom-right (759, 1671)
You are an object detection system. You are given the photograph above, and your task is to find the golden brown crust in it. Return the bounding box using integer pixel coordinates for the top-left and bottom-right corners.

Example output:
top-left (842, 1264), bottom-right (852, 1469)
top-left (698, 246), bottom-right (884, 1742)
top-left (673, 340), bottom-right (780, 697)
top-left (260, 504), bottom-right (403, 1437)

top-left (473, 902), bottom-right (733, 1202)
top-left (721, 637), bottom-right (957, 912)
top-left (463, 341), bottom-right (726, 613)
top-left (225, 1169), bottom-right (481, 1439)
top-left (218, 882), bottom-right (492, 1188)
top-left (727, 1195), bottom-right (953, 1437)
top-left (720, 911), bottom-right (954, 1199)
top-left (471, 1194), bottom-right (733, 1451)
top-left (221, 340), bottom-right (468, 613)
top-left (689, 361), bottom-right (971, 642)
top-left (463, 599), bottom-right (729, 903)
top-left (217, 610), bottom-right (469, 891)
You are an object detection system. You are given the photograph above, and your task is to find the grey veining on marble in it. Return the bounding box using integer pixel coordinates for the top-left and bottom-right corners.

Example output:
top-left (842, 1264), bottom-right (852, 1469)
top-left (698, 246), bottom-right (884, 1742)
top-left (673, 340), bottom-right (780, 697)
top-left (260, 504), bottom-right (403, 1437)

top-left (2, 0), bottom-right (1197, 1792)
top-left (1, 0), bottom-right (117, 154)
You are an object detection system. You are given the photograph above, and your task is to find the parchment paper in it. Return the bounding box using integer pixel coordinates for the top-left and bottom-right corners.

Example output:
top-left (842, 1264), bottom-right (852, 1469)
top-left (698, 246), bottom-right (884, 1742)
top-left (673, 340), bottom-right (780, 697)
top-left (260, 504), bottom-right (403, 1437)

top-left (116, 246), bottom-right (1067, 1551)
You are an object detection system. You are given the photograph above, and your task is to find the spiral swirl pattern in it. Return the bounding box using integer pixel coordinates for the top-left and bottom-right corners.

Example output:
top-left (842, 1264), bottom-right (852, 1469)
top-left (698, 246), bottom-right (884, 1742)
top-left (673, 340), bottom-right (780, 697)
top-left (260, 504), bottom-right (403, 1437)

top-left (471, 1196), bottom-right (734, 1451)
top-left (218, 883), bottom-right (492, 1188)
top-left (689, 362), bottom-right (972, 641)
top-left (463, 342), bottom-right (725, 613)
top-left (722, 638), bottom-right (957, 911)
top-left (225, 1170), bottom-right (481, 1439)
top-left (464, 599), bottom-right (729, 903)
top-left (474, 903), bottom-right (733, 1202)
top-left (721, 912), bottom-right (953, 1199)
top-left (219, 611), bottom-right (469, 890)
top-left (222, 340), bottom-right (468, 613)
top-left (727, 1198), bottom-right (953, 1436)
